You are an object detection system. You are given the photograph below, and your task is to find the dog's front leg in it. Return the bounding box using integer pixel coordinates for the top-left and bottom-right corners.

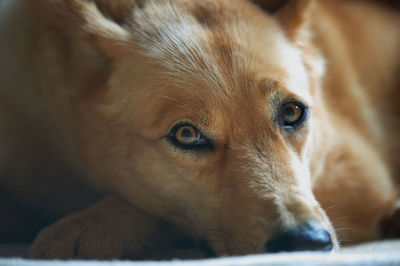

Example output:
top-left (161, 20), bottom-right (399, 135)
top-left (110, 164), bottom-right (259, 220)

top-left (28, 195), bottom-right (185, 260)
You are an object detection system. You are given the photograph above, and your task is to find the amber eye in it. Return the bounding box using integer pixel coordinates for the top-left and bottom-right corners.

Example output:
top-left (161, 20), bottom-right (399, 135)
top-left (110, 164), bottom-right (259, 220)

top-left (279, 102), bottom-right (307, 129)
top-left (167, 123), bottom-right (212, 150)
top-left (175, 125), bottom-right (199, 145)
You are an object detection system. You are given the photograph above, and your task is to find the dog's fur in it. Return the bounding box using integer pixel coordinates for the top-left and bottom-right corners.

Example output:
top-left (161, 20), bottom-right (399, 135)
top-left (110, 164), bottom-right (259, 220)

top-left (1, 0), bottom-right (400, 259)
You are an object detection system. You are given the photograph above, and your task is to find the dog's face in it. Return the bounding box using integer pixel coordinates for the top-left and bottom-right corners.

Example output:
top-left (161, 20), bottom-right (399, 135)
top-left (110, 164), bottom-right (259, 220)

top-left (33, 0), bottom-right (337, 255)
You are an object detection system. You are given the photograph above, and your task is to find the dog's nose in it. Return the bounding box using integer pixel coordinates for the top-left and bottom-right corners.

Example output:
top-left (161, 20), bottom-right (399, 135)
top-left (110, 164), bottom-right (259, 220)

top-left (265, 221), bottom-right (333, 252)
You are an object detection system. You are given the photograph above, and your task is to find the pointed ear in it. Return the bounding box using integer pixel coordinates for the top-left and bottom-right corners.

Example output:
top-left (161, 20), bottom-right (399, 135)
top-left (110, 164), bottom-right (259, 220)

top-left (67, 0), bottom-right (136, 59)
top-left (29, 0), bottom-right (140, 97)
top-left (251, 0), bottom-right (287, 13)
top-left (275, 0), bottom-right (315, 43)
top-left (32, 0), bottom-right (137, 60)
top-left (93, 0), bottom-right (143, 25)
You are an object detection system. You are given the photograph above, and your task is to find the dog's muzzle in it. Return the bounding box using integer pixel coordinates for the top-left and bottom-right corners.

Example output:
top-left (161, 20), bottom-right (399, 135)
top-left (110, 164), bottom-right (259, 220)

top-left (265, 221), bottom-right (333, 253)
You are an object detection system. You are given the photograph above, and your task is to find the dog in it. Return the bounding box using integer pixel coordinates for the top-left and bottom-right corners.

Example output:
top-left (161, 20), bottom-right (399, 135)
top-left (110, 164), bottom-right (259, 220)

top-left (1, 0), bottom-right (399, 259)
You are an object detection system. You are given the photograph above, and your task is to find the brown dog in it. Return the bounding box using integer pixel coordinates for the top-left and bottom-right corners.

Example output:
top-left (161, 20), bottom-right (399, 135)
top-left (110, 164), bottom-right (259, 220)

top-left (0, 0), bottom-right (399, 260)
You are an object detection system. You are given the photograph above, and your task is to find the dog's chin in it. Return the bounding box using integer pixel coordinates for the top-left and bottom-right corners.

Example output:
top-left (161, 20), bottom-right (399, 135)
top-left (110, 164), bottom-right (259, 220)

top-left (207, 238), bottom-right (338, 257)
top-left (201, 222), bottom-right (338, 256)
top-left (197, 239), bottom-right (218, 257)
top-left (172, 229), bottom-right (338, 258)
top-left (203, 237), bottom-right (265, 257)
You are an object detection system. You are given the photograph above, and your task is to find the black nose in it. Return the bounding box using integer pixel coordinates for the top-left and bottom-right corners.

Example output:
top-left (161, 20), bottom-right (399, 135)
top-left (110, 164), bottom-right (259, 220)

top-left (265, 221), bottom-right (333, 253)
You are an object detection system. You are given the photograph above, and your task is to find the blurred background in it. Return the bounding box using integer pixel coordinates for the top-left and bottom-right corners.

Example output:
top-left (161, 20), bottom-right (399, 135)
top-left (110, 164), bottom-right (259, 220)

top-left (251, 0), bottom-right (400, 12)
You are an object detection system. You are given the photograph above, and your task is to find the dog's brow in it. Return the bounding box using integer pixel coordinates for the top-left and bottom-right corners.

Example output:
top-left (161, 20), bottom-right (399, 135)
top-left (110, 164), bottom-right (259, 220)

top-left (177, 105), bottom-right (210, 127)
top-left (159, 95), bottom-right (210, 127)
top-left (260, 79), bottom-right (278, 95)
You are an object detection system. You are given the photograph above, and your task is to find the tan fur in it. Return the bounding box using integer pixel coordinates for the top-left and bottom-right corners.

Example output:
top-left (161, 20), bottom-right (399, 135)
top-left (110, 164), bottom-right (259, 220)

top-left (0, 0), bottom-right (399, 259)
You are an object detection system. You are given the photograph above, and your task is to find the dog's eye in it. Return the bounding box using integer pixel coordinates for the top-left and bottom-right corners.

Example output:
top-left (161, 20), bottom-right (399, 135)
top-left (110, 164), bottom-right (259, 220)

top-left (175, 125), bottom-right (199, 145)
top-left (167, 123), bottom-right (212, 150)
top-left (279, 102), bottom-right (308, 129)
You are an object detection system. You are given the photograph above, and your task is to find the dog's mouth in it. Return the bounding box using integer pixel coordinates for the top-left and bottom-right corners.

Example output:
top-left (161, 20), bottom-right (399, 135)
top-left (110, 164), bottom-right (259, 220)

top-left (171, 237), bottom-right (216, 258)
top-left (199, 221), bottom-right (334, 257)
top-left (265, 221), bottom-right (334, 253)
top-left (138, 236), bottom-right (216, 260)
top-left (135, 220), bottom-right (334, 260)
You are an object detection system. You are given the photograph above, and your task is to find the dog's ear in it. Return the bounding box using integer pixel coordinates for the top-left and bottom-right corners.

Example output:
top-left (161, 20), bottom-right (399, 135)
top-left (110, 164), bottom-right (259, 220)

top-left (92, 0), bottom-right (142, 25)
top-left (29, 0), bottom-right (142, 97)
top-left (275, 0), bottom-right (314, 43)
top-left (251, 0), bottom-right (287, 13)
top-left (31, 0), bottom-right (138, 59)
top-left (65, 0), bottom-right (138, 59)
top-left (252, 0), bottom-right (314, 43)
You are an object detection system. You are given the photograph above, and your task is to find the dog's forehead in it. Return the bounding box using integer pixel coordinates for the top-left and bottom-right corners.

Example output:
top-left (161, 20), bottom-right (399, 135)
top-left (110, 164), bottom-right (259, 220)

top-left (131, 0), bottom-right (310, 103)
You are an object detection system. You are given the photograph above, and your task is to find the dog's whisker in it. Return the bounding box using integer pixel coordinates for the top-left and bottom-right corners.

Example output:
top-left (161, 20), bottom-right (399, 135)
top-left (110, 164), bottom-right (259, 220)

top-left (325, 205), bottom-right (340, 213)
top-left (331, 216), bottom-right (356, 224)
top-left (338, 239), bottom-right (353, 244)
top-left (334, 227), bottom-right (353, 232)
top-left (159, 95), bottom-right (180, 102)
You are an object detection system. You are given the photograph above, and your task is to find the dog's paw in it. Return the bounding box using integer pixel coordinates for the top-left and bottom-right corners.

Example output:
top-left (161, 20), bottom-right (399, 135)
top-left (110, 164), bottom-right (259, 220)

top-left (29, 212), bottom-right (126, 259)
top-left (29, 196), bottom-right (176, 260)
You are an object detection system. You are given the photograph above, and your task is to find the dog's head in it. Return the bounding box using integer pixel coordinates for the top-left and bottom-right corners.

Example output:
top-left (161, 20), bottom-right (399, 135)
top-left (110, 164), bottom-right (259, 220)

top-left (32, 0), bottom-right (337, 255)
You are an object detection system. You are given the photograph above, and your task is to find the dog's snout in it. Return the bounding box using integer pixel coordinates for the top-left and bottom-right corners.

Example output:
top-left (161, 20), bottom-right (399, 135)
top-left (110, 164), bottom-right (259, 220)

top-left (265, 221), bottom-right (333, 253)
